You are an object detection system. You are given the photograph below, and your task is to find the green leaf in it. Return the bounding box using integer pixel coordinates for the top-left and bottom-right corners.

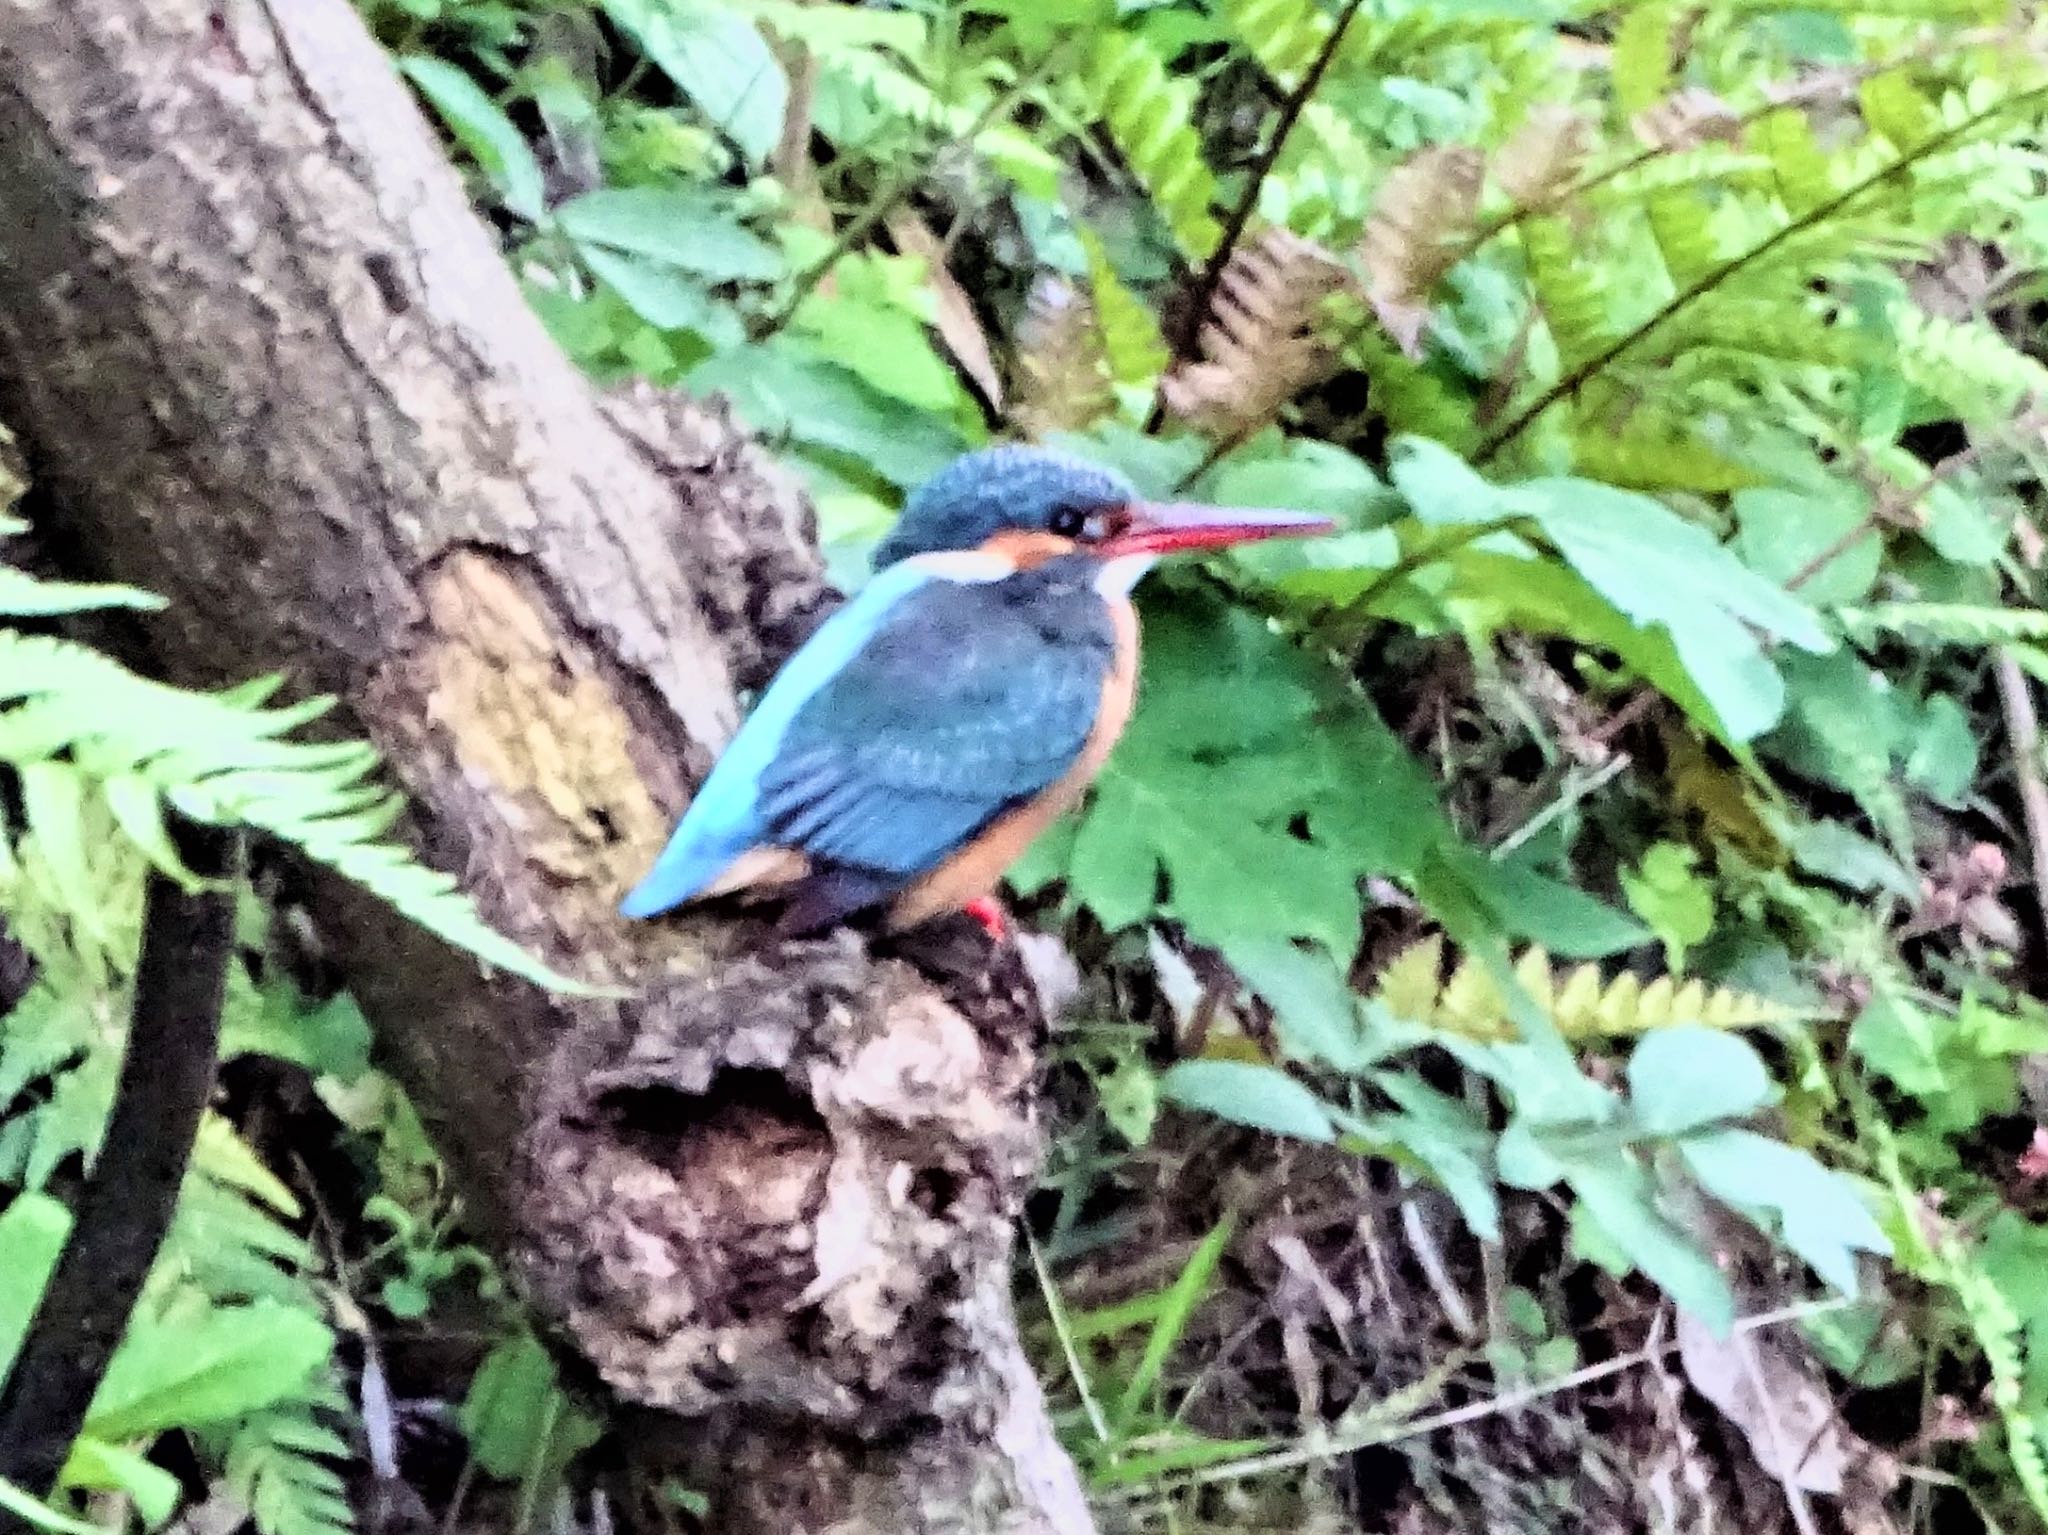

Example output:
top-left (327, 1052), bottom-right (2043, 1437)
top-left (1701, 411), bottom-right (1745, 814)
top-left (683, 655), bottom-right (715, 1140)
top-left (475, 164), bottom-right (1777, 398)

top-left (0, 566), bottom-right (165, 618)
top-left (398, 57), bottom-right (545, 222)
top-left (460, 1329), bottom-right (601, 1503)
top-left (602, 0), bottom-right (788, 165)
top-left (1567, 1155), bottom-right (1737, 1333)
top-left (557, 187), bottom-right (784, 281)
top-left (1678, 1128), bottom-right (1890, 1294)
top-left (1161, 1060), bottom-right (1337, 1143)
top-left (690, 341), bottom-right (968, 488)
top-left (0, 1190), bottom-right (73, 1379)
top-left (1226, 935), bottom-right (1370, 1071)
top-left (1627, 1028), bottom-right (1776, 1136)
top-left (1851, 987), bottom-right (1946, 1096)
top-left (0, 1478), bottom-right (100, 1535)
top-left (580, 247), bottom-right (746, 347)
top-left (1731, 487), bottom-right (1879, 607)
top-left (1621, 842), bottom-right (1714, 970)
top-left (87, 1298), bottom-right (333, 1440)
top-left (1369, 1073), bottom-right (1502, 1241)
top-left (61, 1439), bottom-right (180, 1529)
top-left (1393, 440), bottom-right (1833, 741)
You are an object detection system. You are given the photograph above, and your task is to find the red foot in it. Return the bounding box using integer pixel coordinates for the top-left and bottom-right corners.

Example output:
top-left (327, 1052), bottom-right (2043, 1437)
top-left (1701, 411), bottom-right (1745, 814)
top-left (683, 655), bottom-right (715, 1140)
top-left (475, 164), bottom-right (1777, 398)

top-left (963, 896), bottom-right (1010, 942)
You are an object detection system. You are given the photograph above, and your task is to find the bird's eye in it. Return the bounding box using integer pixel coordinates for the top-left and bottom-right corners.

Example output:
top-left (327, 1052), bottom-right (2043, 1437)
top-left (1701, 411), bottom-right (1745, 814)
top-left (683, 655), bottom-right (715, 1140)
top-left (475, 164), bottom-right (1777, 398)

top-left (1048, 503), bottom-right (1089, 538)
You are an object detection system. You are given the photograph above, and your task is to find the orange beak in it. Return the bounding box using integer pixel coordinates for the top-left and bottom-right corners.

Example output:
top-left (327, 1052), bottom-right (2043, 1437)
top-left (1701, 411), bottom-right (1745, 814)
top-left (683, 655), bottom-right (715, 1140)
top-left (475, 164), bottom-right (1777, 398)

top-left (1098, 502), bottom-right (1336, 558)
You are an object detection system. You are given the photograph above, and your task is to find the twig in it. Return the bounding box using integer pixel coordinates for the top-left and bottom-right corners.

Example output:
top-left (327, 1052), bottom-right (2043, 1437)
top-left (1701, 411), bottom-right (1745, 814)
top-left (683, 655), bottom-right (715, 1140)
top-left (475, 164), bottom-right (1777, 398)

top-left (1787, 410), bottom-right (2048, 591)
top-left (1151, 0), bottom-right (1367, 417)
top-left (1094, 1294), bottom-right (1852, 1504)
top-left (1995, 651), bottom-right (2048, 960)
top-left (749, 55), bottom-right (1064, 343)
top-left (0, 817), bottom-right (238, 1507)
top-left (1475, 84), bottom-right (2048, 464)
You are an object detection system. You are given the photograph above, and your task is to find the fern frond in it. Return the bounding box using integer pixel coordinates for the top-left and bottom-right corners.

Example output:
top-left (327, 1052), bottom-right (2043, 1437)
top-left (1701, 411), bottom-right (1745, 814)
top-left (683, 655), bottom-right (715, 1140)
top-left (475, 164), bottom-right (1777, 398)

top-left (1631, 176), bottom-right (1722, 288)
top-left (1663, 298), bottom-right (1867, 366)
top-left (0, 632), bottom-right (597, 993)
top-left (1079, 231), bottom-right (1169, 387)
top-left (1839, 601), bottom-right (2048, 646)
top-left (1219, 0), bottom-right (1327, 89)
top-left (1161, 229), bottom-right (1349, 434)
top-left (1377, 938), bottom-right (1800, 1042)
top-left (1940, 1239), bottom-right (2048, 1524)
top-left (1089, 33), bottom-right (1222, 260)
top-left (1009, 275), bottom-right (1114, 436)
top-left (1493, 106), bottom-right (1592, 214)
top-left (224, 1400), bottom-right (356, 1535)
top-left (1360, 146), bottom-right (1484, 354)
top-left (1520, 215), bottom-right (1613, 369)
top-left (1859, 68), bottom-right (1943, 151)
top-left (1571, 414), bottom-right (1760, 493)
top-left (1612, 0), bottom-right (1675, 122)
top-left (1754, 108), bottom-right (1838, 216)
top-left (1889, 302), bottom-right (2048, 417)
top-left (1347, 328), bottom-right (1480, 450)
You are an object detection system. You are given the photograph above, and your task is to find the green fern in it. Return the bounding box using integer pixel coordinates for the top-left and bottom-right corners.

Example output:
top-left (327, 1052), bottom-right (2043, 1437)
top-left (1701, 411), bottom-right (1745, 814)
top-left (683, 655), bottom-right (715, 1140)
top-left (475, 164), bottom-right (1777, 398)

top-left (1839, 601), bottom-right (2048, 646)
top-left (0, 631), bottom-right (597, 994)
top-left (1571, 413), bottom-right (1761, 493)
top-left (1520, 215), bottom-right (1613, 369)
top-left (1377, 939), bottom-right (1801, 1042)
top-left (1080, 229), bottom-right (1169, 387)
top-left (1219, 0), bottom-right (1327, 89)
top-left (1888, 301), bottom-right (2048, 416)
top-left (1088, 32), bottom-right (1222, 261)
top-left (1611, 0), bottom-right (1676, 122)
top-left (221, 1394), bottom-right (356, 1535)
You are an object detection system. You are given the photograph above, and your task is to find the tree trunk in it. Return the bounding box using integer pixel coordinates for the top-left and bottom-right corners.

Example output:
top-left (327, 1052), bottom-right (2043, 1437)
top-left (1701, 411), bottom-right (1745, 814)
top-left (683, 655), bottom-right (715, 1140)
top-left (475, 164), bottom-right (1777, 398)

top-left (0, 3), bottom-right (1093, 1531)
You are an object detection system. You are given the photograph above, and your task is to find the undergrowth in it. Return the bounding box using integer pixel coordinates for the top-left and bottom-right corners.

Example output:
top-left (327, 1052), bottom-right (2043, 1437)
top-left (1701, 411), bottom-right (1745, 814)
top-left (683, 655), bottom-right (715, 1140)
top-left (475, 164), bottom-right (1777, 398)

top-left (12, 0), bottom-right (2048, 1529)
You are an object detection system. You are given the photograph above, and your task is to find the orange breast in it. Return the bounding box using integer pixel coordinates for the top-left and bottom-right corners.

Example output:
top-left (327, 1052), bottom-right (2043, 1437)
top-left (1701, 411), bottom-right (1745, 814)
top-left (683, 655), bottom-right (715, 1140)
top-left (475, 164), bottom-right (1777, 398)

top-left (887, 594), bottom-right (1140, 929)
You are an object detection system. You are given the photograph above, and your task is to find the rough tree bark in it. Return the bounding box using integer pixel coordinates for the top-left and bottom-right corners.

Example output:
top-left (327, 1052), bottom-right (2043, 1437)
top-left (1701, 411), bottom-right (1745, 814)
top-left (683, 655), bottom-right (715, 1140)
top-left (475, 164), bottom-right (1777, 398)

top-left (0, 3), bottom-right (1094, 1531)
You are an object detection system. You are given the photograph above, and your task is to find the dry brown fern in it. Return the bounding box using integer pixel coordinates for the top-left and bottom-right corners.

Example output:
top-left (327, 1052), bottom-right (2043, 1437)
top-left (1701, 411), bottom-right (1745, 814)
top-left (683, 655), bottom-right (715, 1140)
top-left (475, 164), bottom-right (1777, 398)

top-left (1360, 145), bottom-right (1484, 357)
top-left (1159, 228), bottom-right (1352, 436)
top-left (1494, 105), bottom-right (1593, 212)
top-left (1008, 274), bottom-right (1114, 436)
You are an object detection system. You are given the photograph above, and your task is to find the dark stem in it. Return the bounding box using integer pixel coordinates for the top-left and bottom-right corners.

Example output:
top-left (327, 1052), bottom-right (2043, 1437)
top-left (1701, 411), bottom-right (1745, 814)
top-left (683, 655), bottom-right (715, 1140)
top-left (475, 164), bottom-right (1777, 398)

top-left (1148, 0), bottom-right (1366, 429)
top-left (1474, 85), bottom-right (2048, 465)
top-left (0, 817), bottom-right (238, 1509)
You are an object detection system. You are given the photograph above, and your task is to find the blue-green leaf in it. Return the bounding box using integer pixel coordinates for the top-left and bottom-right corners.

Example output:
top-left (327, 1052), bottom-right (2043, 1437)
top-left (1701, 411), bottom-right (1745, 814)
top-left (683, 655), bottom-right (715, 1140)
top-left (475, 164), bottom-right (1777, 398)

top-left (399, 57), bottom-right (546, 222)
top-left (1161, 1060), bottom-right (1338, 1143)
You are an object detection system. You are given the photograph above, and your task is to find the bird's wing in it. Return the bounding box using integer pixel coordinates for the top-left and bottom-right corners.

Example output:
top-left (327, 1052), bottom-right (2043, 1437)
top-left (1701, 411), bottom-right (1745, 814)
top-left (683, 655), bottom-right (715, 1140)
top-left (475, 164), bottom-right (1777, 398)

top-left (756, 570), bottom-right (1117, 878)
top-left (619, 559), bottom-right (966, 917)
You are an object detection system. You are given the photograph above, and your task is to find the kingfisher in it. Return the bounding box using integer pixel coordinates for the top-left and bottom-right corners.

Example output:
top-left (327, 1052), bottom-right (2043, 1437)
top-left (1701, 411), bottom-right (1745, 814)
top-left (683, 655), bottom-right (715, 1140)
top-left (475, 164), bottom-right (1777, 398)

top-left (619, 445), bottom-right (1332, 937)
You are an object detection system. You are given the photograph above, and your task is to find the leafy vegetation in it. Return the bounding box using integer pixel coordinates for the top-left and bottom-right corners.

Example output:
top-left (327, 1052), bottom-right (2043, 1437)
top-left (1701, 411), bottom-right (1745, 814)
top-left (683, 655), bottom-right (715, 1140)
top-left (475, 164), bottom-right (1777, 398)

top-left (14, 0), bottom-right (2048, 1529)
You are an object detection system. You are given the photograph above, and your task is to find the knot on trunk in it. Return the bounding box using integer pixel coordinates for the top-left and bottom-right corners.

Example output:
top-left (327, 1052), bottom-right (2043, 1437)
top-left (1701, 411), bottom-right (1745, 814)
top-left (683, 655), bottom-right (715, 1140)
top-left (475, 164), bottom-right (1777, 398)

top-left (521, 928), bottom-right (1044, 1430)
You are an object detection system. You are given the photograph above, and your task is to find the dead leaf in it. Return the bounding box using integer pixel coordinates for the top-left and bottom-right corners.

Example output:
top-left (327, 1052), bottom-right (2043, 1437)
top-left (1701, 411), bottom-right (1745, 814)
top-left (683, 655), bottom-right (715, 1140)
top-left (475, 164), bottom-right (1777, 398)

top-left (1678, 1312), bottom-right (1859, 1496)
top-left (887, 209), bottom-right (1004, 408)
top-left (1360, 146), bottom-right (1483, 357)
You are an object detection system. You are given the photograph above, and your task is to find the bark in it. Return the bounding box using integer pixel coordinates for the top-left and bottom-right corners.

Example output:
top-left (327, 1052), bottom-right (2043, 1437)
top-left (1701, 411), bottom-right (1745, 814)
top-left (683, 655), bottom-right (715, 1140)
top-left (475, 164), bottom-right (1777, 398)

top-left (0, 3), bottom-right (1093, 1531)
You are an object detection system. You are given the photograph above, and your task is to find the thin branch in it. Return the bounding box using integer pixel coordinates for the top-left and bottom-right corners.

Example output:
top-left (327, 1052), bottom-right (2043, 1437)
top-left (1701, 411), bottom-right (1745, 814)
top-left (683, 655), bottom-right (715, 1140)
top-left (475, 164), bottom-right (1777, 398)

top-left (750, 54), bottom-right (1064, 343)
top-left (1096, 1294), bottom-right (1852, 1504)
top-left (1475, 85), bottom-right (2048, 464)
top-left (1154, 0), bottom-right (1367, 392)
top-left (0, 818), bottom-right (238, 1507)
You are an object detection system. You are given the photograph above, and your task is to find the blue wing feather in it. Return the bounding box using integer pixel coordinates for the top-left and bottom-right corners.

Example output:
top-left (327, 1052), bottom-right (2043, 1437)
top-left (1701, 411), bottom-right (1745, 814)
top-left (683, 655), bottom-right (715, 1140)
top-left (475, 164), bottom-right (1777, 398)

top-left (618, 560), bottom-right (946, 918)
top-left (755, 564), bottom-right (1115, 876)
top-left (621, 554), bottom-right (1119, 920)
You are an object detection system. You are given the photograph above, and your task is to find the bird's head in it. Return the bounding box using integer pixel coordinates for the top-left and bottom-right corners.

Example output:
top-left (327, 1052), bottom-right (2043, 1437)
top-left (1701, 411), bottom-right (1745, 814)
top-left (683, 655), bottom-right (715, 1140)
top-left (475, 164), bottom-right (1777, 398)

top-left (872, 445), bottom-right (1333, 578)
